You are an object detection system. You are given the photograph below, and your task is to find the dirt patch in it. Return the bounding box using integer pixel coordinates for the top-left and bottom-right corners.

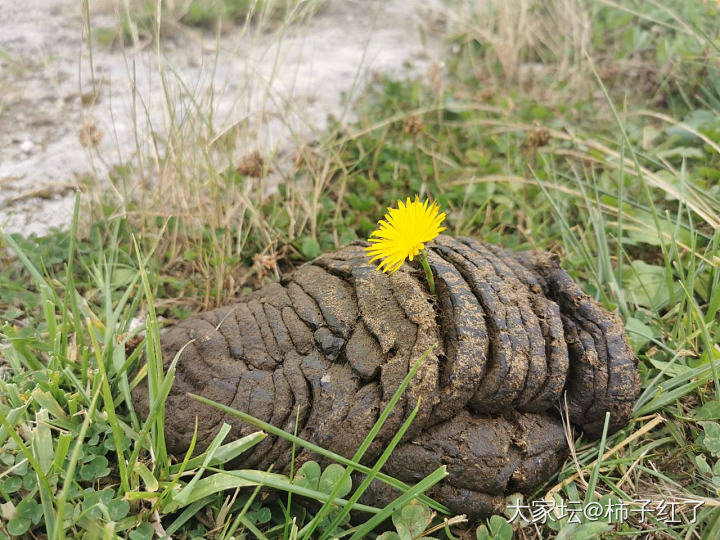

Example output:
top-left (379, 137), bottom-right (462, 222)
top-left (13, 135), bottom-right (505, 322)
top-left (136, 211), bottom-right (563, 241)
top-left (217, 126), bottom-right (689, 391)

top-left (0, 0), bottom-right (446, 236)
top-left (132, 236), bottom-right (641, 519)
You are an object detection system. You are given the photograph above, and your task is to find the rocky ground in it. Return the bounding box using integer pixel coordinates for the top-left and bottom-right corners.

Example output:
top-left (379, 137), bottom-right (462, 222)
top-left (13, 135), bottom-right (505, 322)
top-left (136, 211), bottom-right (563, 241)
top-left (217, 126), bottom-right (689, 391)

top-left (0, 0), bottom-right (446, 236)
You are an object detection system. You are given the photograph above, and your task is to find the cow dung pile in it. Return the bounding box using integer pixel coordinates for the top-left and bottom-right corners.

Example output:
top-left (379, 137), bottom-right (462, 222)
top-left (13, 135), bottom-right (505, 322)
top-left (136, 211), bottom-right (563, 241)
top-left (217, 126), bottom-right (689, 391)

top-left (132, 235), bottom-right (641, 519)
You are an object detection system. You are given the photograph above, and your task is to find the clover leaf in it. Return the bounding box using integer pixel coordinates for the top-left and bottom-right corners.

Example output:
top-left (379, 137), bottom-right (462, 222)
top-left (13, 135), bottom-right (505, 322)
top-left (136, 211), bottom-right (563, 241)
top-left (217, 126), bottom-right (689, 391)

top-left (698, 421), bottom-right (720, 457)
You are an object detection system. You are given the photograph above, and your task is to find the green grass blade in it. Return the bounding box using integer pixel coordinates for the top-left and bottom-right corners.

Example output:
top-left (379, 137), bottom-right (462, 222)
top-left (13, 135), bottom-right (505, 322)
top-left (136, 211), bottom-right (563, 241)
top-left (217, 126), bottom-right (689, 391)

top-left (87, 318), bottom-right (130, 493)
top-left (318, 398), bottom-right (423, 539)
top-left (173, 422), bottom-right (232, 506)
top-left (348, 466), bottom-right (448, 540)
top-left (189, 394), bottom-right (450, 514)
top-left (168, 431), bottom-right (266, 474)
top-left (204, 467), bottom-right (381, 514)
top-left (303, 345), bottom-right (435, 539)
top-left (54, 375), bottom-right (104, 540)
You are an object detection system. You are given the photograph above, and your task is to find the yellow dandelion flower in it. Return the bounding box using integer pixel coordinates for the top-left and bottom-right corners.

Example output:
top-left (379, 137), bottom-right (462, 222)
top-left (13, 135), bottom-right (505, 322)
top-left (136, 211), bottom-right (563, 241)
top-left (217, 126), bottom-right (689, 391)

top-left (365, 195), bottom-right (446, 293)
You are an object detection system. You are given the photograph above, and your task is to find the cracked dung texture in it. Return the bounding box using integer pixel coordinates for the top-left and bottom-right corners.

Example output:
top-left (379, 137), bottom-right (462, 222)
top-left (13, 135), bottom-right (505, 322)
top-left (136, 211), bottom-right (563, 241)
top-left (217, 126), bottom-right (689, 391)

top-left (132, 235), bottom-right (641, 519)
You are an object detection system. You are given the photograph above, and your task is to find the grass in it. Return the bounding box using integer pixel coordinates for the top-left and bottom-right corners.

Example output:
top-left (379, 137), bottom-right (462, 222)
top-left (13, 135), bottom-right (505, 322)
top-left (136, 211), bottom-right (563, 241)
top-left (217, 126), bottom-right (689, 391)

top-left (92, 0), bottom-right (322, 47)
top-left (2, 0), bottom-right (720, 537)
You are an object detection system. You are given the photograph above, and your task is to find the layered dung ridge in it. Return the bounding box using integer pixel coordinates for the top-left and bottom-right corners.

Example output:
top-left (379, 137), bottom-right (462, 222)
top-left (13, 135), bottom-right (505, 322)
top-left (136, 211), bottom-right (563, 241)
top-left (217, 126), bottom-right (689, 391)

top-left (132, 235), bottom-right (641, 518)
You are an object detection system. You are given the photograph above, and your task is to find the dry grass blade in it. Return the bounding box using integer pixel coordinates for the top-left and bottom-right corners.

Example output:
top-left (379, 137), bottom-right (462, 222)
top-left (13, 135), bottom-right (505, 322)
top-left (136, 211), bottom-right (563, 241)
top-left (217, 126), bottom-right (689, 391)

top-left (545, 413), bottom-right (665, 502)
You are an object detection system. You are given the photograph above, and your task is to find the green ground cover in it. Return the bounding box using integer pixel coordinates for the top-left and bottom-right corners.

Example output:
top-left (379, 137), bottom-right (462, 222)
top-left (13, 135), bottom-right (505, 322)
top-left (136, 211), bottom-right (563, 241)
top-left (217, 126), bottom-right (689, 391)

top-left (1, 0), bottom-right (720, 538)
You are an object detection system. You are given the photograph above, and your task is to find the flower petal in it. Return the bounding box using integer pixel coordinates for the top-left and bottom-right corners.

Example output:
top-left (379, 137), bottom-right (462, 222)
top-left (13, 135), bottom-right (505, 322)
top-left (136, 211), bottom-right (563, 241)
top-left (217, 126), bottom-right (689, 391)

top-left (364, 195), bottom-right (447, 274)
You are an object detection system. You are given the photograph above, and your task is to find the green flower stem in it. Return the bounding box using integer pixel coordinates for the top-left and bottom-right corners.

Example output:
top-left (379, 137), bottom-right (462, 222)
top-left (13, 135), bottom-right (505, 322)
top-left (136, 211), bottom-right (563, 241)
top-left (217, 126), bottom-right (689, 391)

top-left (418, 250), bottom-right (436, 295)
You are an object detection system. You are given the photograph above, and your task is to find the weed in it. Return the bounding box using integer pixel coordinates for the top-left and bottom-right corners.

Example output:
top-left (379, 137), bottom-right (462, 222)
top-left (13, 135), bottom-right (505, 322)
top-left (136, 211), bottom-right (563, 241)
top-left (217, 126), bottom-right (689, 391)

top-left (3, 0), bottom-right (720, 537)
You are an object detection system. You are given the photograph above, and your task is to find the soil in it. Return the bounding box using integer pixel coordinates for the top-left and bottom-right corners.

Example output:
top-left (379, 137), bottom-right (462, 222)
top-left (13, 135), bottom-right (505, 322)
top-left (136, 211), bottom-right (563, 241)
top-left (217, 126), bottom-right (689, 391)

top-left (0, 0), bottom-right (446, 236)
top-left (131, 237), bottom-right (641, 519)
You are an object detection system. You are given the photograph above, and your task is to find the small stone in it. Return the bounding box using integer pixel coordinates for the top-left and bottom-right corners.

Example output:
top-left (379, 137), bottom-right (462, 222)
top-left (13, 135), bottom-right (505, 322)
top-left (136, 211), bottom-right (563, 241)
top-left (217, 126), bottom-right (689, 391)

top-left (20, 140), bottom-right (34, 153)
